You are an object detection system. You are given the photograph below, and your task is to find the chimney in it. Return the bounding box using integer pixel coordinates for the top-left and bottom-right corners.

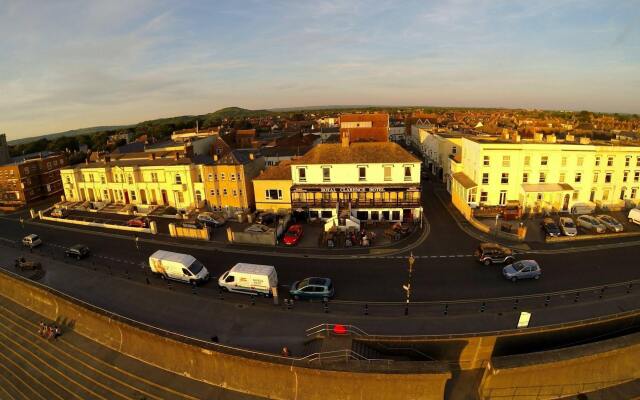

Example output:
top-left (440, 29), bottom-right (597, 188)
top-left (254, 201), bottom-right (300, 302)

top-left (546, 134), bottom-right (557, 143)
top-left (565, 134), bottom-right (575, 142)
top-left (510, 132), bottom-right (521, 143)
top-left (533, 132), bottom-right (544, 142)
top-left (341, 130), bottom-right (350, 148)
top-left (174, 152), bottom-right (180, 160)
top-left (249, 153), bottom-right (255, 161)
top-left (149, 153), bottom-right (155, 160)
top-left (105, 155), bottom-right (111, 163)
top-left (501, 130), bottom-right (510, 140)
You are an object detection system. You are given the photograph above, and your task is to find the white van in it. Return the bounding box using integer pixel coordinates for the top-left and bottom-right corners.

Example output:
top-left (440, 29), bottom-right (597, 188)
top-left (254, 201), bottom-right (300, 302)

top-left (149, 250), bottom-right (210, 285)
top-left (22, 234), bottom-right (42, 248)
top-left (629, 208), bottom-right (640, 226)
top-left (218, 263), bottom-right (278, 296)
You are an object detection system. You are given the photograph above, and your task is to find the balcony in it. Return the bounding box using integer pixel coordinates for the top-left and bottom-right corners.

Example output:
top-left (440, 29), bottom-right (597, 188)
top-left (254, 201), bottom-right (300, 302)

top-left (291, 199), bottom-right (421, 209)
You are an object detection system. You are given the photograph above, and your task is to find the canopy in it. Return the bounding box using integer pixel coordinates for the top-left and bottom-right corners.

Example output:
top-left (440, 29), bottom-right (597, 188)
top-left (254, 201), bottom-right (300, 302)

top-left (521, 183), bottom-right (574, 192)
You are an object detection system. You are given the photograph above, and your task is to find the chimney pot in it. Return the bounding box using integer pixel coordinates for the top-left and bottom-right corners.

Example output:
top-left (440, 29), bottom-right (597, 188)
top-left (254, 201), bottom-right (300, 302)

top-left (214, 154), bottom-right (219, 162)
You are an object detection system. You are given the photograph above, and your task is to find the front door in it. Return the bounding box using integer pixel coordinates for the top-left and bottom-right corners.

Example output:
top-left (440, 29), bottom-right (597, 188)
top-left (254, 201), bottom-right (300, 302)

top-left (499, 190), bottom-right (507, 206)
top-left (124, 191), bottom-right (130, 204)
top-left (161, 190), bottom-right (169, 205)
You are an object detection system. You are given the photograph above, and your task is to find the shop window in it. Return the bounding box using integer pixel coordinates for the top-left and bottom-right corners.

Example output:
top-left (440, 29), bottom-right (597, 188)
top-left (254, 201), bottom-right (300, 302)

top-left (356, 211), bottom-right (368, 220)
top-left (370, 211), bottom-right (380, 220)
top-left (309, 211), bottom-right (319, 219)
top-left (392, 211), bottom-right (401, 221)
top-left (321, 210), bottom-right (332, 218)
top-left (382, 211), bottom-right (390, 220)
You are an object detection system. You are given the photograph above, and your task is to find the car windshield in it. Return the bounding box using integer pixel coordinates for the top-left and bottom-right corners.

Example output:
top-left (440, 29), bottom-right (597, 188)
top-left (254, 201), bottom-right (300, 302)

top-left (285, 230), bottom-right (298, 236)
top-left (298, 278), bottom-right (311, 288)
top-left (188, 260), bottom-right (204, 275)
top-left (31, 235), bottom-right (39, 240)
top-left (563, 220), bottom-right (575, 228)
top-left (513, 262), bottom-right (525, 272)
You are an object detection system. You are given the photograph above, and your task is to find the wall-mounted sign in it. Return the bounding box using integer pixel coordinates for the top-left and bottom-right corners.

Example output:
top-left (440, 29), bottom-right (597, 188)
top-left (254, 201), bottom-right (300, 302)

top-left (293, 186), bottom-right (420, 193)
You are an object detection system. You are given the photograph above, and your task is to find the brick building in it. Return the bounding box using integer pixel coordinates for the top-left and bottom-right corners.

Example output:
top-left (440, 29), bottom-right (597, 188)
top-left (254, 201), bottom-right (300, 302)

top-left (339, 113), bottom-right (389, 142)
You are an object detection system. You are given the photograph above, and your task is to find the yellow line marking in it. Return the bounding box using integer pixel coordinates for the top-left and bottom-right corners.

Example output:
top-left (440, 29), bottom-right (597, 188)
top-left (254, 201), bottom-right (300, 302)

top-left (0, 348), bottom-right (57, 400)
top-left (0, 363), bottom-right (21, 400)
top-left (0, 304), bottom-right (201, 400)
top-left (0, 328), bottom-right (104, 400)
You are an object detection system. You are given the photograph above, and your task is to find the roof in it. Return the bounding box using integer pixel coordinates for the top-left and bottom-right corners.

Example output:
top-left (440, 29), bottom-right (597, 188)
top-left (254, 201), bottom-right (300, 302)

top-left (340, 113), bottom-right (389, 125)
top-left (150, 250), bottom-right (196, 265)
top-left (144, 140), bottom-right (186, 150)
top-left (68, 157), bottom-right (196, 170)
top-left (112, 142), bottom-right (145, 154)
top-left (290, 142), bottom-right (420, 165)
top-left (254, 161), bottom-right (293, 180)
top-left (214, 149), bottom-right (261, 165)
top-left (452, 172), bottom-right (477, 189)
top-left (230, 263), bottom-right (275, 276)
top-left (521, 183), bottom-right (574, 192)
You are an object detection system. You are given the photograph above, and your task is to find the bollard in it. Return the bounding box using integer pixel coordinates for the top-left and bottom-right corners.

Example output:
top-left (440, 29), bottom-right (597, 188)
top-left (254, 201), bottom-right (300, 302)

top-left (545, 296), bottom-right (550, 307)
top-left (599, 287), bottom-right (606, 299)
top-left (364, 304), bottom-right (369, 316)
top-left (167, 281), bottom-right (173, 290)
top-left (251, 294), bottom-right (256, 305)
top-left (513, 299), bottom-right (519, 310)
top-left (480, 302), bottom-right (486, 313)
top-left (125, 270), bottom-right (130, 279)
top-left (145, 277), bottom-right (150, 285)
top-left (323, 298), bottom-right (329, 313)
top-left (444, 304), bottom-right (448, 316)
top-left (284, 299), bottom-right (291, 310)
top-left (574, 292), bottom-right (580, 303)
top-left (628, 283), bottom-right (633, 294)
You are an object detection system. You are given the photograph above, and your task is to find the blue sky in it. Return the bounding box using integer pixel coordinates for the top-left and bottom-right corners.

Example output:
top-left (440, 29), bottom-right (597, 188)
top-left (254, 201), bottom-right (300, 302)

top-left (1, 0), bottom-right (639, 139)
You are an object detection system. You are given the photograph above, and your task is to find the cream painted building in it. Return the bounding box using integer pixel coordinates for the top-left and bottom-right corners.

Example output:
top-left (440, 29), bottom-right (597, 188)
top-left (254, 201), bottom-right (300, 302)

top-left (60, 153), bottom-right (204, 210)
top-left (289, 134), bottom-right (422, 222)
top-left (451, 134), bottom-right (640, 216)
top-left (252, 160), bottom-right (293, 213)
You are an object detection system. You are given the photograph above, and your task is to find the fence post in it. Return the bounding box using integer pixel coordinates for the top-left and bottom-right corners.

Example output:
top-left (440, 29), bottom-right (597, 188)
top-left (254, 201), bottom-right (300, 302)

top-left (444, 304), bottom-right (448, 315)
top-left (545, 295), bottom-right (550, 307)
top-left (574, 292), bottom-right (580, 302)
top-left (513, 299), bottom-right (519, 310)
top-left (364, 304), bottom-right (368, 315)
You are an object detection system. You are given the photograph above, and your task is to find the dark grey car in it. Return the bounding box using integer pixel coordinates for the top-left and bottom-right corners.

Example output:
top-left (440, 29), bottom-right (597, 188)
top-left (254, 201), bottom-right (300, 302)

top-left (502, 260), bottom-right (541, 282)
top-left (65, 244), bottom-right (90, 260)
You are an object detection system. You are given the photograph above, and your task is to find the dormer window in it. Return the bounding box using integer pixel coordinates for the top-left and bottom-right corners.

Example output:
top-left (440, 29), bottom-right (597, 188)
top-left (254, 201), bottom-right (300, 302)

top-left (298, 167), bottom-right (307, 182)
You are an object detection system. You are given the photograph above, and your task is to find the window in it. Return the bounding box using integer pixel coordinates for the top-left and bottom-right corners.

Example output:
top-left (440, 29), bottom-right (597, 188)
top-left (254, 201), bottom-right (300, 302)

top-left (298, 168), bottom-right (306, 182)
top-left (480, 192), bottom-right (488, 202)
top-left (483, 156), bottom-right (490, 166)
top-left (572, 191), bottom-right (579, 200)
top-left (404, 166), bottom-right (412, 181)
top-left (66, 176), bottom-right (71, 184)
top-left (323, 167), bottom-right (331, 182)
top-left (467, 188), bottom-right (476, 203)
top-left (561, 157), bottom-right (567, 167)
top-left (559, 173), bottom-right (565, 183)
top-left (634, 171), bottom-right (640, 183)
top-left (522, 173), bottom-right (529, 183)
top-left (593, 172), bottom-right (599, 183)
top-left (89, 174), bottom-right (94, 183)
top-left (541, 156), bottom-right (548, 166)
top-left (232, 190), bottom-right (237, 197)
top-left (223, 189), bottom-right (227, 196)
top-left (207, 173), bottom-right (213, 181)
top-left (502, 156), bottom-right (510, 167)
top-left (384, 166), bottom-right (392, 181)
top-left (577, 157), bottom-right (584, 167)
top-left (624, 171), bottom-right (629, 182)
top-left (174, 174), bottom-right (182, 185)
top-left (575, 172), bottom-right (582, 183)
top-left (632, 187), bottom-right (638, 199)
top-left (636, 157), bottom-right (640, 167)
top-left (359, 166), bottom-right (366, 181)
top-left (231, 174), bottom-right (236, 181)
top-left (130, 191), bottom-right (137, 201)
top-left (220, 173), bottom-right (226, 180)
top-left (605, 172), bottom-right (612, 183)
top-left (47, 162), bottom-right (51, 169)
top-left (176, 192), bottom-right (184, 203)
top-left (501, 173), bottom-right (509, 184)
top-left (620, 187), bottom-right (627, 200)
top-left (266, 189), bottom-right (283, 200)
top-left (499, 190), bottom-right (507, 205)
top-left (452, 146), bottom-right (457, 155)
top-left (100, 176), bottom-right (106, 184)
top-left (539, 172), bottom-right (546, 183)
top-left (209, 189), bottom-right (215, 196)
top-left (625, 156), bottom-right (631, 167)
top-left (602, 189), bottom-right (609, 201)
top-left (482, 173), bottom-right (489, 184)
top-left (607, 156), bottom-right (614, 167)
top-left (524, 156), bottom-right (530, 166)
top-left (595, 156), bottom-right (601, 167)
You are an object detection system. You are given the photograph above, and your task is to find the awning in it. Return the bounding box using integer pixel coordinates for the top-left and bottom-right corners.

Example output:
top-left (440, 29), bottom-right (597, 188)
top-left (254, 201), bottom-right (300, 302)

top-left (521, 183), bottom-right (574, 192)
top-left (452, 172), bottom-right (477, 189)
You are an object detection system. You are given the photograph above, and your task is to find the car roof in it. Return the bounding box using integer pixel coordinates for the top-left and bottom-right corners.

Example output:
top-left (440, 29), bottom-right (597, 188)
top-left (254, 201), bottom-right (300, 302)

top-left (519, 260), bottom-right (539, 267)
top-left (301, 277), bottom-right (330, 286)
top-left (26, 234), bottom-right (39, 239)
top-left (71, 244), bottom-right (87, 250)
top-left (479, 242), bottom-right (505, 250)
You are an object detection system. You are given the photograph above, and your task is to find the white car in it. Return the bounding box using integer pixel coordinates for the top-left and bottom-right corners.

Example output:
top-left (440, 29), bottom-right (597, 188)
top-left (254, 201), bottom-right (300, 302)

top-left (629, 208), bottom-right (640, 225)
top-left (558, 217), bottom-right (577, 236)
top-left (576, 215), bottom-right (606, 233)
top-left (595, 215), bottom-right (624, 233)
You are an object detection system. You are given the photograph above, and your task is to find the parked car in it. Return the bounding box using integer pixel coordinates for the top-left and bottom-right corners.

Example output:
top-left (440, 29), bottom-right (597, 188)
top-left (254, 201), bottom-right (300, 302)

top-left (502, 260), bottom-right (542, 282)
top-left (149, 250), bottom-right (210, 285)
top-left (558, 217), bottom-right (578, 237)
top-left (541, 218), bottom-right (562, 237)
top-left (245, 224), bottom-right (271, 233)
top-left (289, 277), bottom-right (334, 300)
top-left (282, 224), bottom-right (303, 246)
top-left (218, 263), bottom-right (277, 296)
top-left (22, 234), bottom-right (42, 248)
top-left (474, 243), bottom-right (515, 266)
top-left (196, 212), bottom-right (226, 228)
top-left (127, 217), bottom-right (149, 228)
top-left (256, 212), bottom-right (277, 225)
top-left (50, 208), bottom-right (69, 218)
top-left (629, 208), bottom-right (640, 226)
top-left (595, 215), bottom-right (624, 233)
top-left (65, 244), bottom-right (90, 260)
top-left (576, 215), bottom-right (606, 233)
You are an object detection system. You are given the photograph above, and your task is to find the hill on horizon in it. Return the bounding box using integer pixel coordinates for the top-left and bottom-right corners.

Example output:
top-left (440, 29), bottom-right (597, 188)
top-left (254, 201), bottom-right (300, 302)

top-left (7, 125), bottom-right (133, 146)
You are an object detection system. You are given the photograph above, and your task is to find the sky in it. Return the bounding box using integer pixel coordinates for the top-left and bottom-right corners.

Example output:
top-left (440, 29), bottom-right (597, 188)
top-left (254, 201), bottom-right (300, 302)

top-left (1, 0), bottom-right (640, 140)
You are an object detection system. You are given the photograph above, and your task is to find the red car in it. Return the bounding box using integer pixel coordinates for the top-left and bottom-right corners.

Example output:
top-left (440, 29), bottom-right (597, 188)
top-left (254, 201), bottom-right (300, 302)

top-left (127, 217), bottom-right (149, 228)
top-left (282, 224), bottom-right (303, 246)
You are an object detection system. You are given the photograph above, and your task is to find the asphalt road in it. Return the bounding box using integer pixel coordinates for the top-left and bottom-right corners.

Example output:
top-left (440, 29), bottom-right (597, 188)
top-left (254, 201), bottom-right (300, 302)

top-left (3, 180), bottom-right (640, 305)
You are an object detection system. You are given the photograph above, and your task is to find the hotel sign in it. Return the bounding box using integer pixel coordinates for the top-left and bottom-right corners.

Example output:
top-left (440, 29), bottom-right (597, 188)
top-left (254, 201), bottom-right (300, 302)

top-left (320, 187), bottom-right (385, 193)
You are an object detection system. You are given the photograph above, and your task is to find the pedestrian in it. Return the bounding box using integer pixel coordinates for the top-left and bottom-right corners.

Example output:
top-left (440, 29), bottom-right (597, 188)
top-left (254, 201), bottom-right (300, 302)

top-left (54, 326), bottom-right (62, 339)
top-left (38, 321), bottom-right (45, 337)
top-left (281, 346), bottom-right (290, 357)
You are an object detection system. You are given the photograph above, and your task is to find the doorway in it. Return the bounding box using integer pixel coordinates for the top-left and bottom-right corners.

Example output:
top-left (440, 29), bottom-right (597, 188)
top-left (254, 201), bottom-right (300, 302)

top-left (161, 190), bottom-right (169, 205)
top-left (124, 191), bottom-right (130, 204)
top-left (140, 190), bottom-right (147, 204)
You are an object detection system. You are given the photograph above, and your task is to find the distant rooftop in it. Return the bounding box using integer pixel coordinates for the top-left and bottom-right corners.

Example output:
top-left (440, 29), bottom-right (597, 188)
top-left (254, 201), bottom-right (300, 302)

top-left (290, 142), bottom-right (419, 165)
top-left (254, 160), bottom-right (293, 180)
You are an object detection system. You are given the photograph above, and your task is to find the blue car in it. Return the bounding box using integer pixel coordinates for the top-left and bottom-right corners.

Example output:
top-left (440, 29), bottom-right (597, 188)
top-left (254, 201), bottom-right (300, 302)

top-left (503, 260), bottom-right (541, 282)
top-left (289, 277), bottom-right (334, 300)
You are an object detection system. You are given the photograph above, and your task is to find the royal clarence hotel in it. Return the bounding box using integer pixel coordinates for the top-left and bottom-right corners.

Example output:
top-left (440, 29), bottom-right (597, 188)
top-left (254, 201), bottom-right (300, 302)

top-left (289, 132), bottom-right (422, 222)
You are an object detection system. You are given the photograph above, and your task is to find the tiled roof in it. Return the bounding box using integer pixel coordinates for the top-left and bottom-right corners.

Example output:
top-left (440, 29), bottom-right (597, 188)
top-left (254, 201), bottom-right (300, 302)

top-left (340, 113), bottom-right (389, 125)
top-left (290, 142), bottom-right (420, 165)
top-left (254, 160), bottom-right (293, 180)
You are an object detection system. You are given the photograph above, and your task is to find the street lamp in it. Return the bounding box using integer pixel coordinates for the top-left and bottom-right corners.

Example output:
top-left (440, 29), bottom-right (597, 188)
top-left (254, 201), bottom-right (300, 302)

top-left (494, 213), bottom-right (500, 238)
top-left (403, 252), bottom-right (416, 316)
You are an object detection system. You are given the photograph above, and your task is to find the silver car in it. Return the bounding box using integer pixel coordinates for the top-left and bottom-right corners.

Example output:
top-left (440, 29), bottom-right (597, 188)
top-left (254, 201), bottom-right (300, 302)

top-left (595, 215), bottom-right (624, 233)
top-left (503, 260), bottom-right (541, 282)
top-left (559, 217), bottom-right (577, 236)
top-left (576, 215), bottom-right (606, 233)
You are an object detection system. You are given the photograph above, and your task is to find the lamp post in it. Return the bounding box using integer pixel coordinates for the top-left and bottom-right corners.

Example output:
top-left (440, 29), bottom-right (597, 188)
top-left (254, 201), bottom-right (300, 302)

top-left (494, 213), bottom-right (500, 238)
top-left (404, 252), bottom-right (416, 316)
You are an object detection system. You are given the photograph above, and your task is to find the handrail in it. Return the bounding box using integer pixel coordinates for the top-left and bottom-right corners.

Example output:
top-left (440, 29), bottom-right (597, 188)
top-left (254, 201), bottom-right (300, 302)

top-left (306, 323), bottom-right (371, 337)
top-left (300, 349), bottom-right (392, 363)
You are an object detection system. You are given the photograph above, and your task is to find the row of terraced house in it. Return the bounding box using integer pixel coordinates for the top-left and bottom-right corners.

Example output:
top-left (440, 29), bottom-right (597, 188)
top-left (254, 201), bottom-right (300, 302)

top-left (58, 114), bottom-right (424, 223)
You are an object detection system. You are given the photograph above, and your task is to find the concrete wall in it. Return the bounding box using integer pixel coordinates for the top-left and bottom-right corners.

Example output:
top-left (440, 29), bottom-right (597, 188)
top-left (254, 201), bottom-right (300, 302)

top-left (231, 229), bottom-right (277, 246)
top-left (0, 270), bottom-right (451, 400)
